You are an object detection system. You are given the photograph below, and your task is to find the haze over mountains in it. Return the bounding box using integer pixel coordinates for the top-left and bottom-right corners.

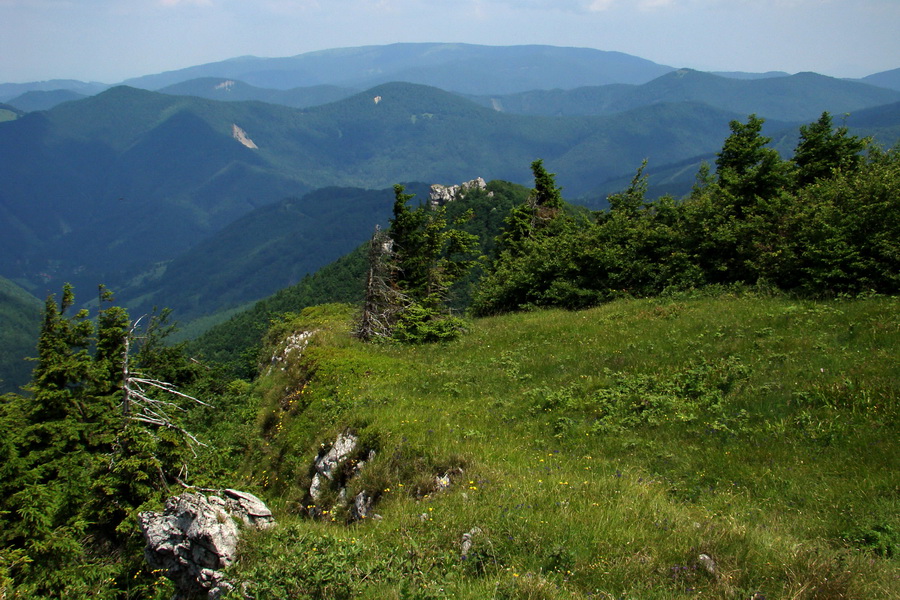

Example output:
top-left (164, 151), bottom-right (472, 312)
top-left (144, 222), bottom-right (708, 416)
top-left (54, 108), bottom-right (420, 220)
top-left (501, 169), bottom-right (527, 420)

top-left (119, 44), bottom-right (677, 94)
top-left (3, 43), bottom-right (900, 109)
top-left (2, 43), bottom-right (900, 392)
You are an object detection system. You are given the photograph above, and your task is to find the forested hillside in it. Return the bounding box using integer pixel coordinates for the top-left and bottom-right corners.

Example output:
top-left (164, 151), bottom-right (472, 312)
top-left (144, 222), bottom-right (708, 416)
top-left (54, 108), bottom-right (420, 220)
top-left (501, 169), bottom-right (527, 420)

top-left (190, 179), bottom-right (533, 376)
top-left (158, 78), bottom-right (356, 109)
top-left (4, 89), bottom-right (86, 112)
top-left (0, 276), bottom-right (41, 393)
top-left (0, 82), bottom-right (752, 322)
top-left (468, 69), bottom-right (900, 121)
top-left (117, 185), bottom-right (432, 325)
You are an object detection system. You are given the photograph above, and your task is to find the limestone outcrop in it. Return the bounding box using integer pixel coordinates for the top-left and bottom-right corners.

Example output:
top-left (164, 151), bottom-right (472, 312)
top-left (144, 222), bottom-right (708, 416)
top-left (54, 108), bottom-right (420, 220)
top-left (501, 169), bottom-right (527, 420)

top-left (429, 177), bottom-right (490, 207)
top-left (139, 489), bottom-right (274, 599)
top-left (306, 429), bottom-right (376, 521)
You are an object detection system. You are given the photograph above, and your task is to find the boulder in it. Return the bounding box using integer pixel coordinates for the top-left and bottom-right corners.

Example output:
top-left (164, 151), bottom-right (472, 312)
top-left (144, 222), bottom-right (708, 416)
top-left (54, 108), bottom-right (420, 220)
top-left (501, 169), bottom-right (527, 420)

top-left (223, 488), bottom-right (275, 529)
top-left (139, 489), bottom-right (273, 599)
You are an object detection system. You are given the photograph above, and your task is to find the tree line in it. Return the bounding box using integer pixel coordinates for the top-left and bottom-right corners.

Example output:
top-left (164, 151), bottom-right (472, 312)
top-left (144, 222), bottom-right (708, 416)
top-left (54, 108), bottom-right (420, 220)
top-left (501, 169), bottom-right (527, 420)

top-left (470, 112), bottom-right (898, 315)
top-left (348, 111), bottom-right (897, 339)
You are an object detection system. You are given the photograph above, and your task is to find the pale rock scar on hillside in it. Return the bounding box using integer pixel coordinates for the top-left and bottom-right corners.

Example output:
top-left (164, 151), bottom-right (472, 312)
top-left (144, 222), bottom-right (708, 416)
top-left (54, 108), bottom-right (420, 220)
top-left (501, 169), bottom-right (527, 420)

top-left (232, 123), bottom-right (258, 149)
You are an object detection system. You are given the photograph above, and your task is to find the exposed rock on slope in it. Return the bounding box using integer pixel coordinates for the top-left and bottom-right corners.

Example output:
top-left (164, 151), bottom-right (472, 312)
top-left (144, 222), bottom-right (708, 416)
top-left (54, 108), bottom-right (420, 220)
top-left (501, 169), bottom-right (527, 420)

top-left (306, 429), bottom-right (377, 521)
top-left (139, 489), bottom-right (274, 599)
top-left (232, 123), bottom-right (258, 149)
top-left (429, 177), bottom-right (489, 207)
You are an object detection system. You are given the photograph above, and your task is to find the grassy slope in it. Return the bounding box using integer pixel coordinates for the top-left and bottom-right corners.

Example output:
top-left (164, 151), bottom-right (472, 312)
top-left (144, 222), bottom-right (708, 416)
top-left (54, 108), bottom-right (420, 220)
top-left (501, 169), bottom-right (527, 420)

top-left (219, 292), bottom-right (899, 599)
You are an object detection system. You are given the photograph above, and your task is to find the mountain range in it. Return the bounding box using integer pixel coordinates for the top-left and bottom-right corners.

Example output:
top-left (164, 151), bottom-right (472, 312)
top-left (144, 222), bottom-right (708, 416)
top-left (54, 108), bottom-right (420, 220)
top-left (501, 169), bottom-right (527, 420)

top-left (4, 43), bottom-right (900, 110)
top-left (119, 43), bottom-right (676, 94)
top-left (0, 82), bottom-right (776, 310)
top-left (2, 43), bottom-right (900, 393)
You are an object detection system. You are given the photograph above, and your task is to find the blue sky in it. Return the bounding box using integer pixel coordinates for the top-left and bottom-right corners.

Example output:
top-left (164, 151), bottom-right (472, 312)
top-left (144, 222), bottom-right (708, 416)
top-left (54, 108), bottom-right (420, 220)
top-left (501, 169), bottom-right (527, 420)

top-left (2, 0), bottom-right (898, 84)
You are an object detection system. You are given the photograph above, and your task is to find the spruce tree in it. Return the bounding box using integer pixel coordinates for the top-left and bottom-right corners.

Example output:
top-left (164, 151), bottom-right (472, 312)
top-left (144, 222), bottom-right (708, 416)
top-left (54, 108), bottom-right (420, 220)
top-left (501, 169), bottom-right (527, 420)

top-left (497, 159), bottom-right (564, 256)
top-left (715, 114), bottom-right (788, 208)
top-left (792, 111), bottom-right (867, 187)
top-left (357, 184), bottom-right (478, 342)
top-left (1, 285), bottom-right (209, 596)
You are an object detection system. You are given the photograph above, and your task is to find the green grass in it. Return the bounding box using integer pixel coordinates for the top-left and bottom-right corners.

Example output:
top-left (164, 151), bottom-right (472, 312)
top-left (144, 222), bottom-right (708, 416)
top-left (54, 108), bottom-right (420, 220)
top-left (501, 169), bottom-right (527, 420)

top-left (219, 292), bottom-right (899, 599)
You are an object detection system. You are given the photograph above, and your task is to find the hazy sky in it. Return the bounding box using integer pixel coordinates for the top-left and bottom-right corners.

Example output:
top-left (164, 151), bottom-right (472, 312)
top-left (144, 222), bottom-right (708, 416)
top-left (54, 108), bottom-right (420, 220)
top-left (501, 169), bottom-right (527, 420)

top-left (2, 0), bottom-right (898, 84)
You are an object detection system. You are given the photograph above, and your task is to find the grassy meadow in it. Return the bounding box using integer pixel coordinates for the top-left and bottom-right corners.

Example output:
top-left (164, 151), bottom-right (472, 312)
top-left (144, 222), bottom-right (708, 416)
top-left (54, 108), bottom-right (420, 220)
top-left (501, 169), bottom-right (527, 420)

top-left (208, 290), bottom-right (900, 599)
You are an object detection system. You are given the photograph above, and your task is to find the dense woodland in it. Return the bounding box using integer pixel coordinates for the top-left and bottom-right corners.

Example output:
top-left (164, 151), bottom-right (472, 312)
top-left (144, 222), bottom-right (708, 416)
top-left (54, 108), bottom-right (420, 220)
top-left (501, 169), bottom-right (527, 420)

top-left (1, 111), bottom-right (898, 597)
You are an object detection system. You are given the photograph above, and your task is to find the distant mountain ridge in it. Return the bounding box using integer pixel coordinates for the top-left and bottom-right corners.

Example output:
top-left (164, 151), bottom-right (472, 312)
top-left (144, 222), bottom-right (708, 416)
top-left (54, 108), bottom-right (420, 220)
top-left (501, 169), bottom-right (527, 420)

top-left (6, 89), bottom-right (87, 112)
top-left (159, 78), bottom-right (357, 109)
top-left (466, 69), bottom-right (900, 122)
top-left (150, 68), bottom-right (900, 126)
top-left (3, 44), bottom-right (899, 114)
top-left (860, 67), bottom-right (900, 92)
top-left (121, 43), bottom-right (676, 94)
top-left (0, 80), bottom-right (108, 103)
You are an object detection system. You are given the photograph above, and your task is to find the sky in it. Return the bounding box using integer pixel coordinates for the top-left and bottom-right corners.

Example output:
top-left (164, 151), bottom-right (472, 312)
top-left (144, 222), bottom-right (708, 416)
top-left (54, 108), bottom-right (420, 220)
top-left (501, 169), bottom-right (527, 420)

top-left (1, 0), bottom-right (899, 84)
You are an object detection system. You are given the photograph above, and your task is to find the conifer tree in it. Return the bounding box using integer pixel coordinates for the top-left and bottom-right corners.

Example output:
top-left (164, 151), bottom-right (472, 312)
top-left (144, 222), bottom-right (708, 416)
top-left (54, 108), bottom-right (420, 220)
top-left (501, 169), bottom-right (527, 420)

top-left (715, 114), bottom-right (788, 208)
top-left (792, 111), bottom-right (868, 187)
top-left (471, 159), bottom-right (577, 315)
top-left (606, 159), bottom-right (649, 215)
top-left (0, 285), bottom-right (209, 596)
top-left (357, 184), bottom-right (478, 342)
top-left (497, 159), bottom-right (564, 256)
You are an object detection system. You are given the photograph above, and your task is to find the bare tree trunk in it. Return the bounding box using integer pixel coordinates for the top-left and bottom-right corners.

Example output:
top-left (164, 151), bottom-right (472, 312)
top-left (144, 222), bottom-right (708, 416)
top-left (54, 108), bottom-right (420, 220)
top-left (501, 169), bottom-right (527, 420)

top-left (355, 225), bottom-right (409, 341)
top-left (120, 317), bottom-right (211, 453)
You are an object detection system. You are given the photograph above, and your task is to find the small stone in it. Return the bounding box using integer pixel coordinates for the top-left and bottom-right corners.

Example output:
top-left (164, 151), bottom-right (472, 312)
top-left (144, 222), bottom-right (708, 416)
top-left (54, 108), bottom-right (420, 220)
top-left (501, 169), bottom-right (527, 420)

top-left (460, 527), bottom-right (482, 559)
top-left (698, 553), bottom-right (717, 576)
top-left (351, 490), bottom-right (373, 521)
